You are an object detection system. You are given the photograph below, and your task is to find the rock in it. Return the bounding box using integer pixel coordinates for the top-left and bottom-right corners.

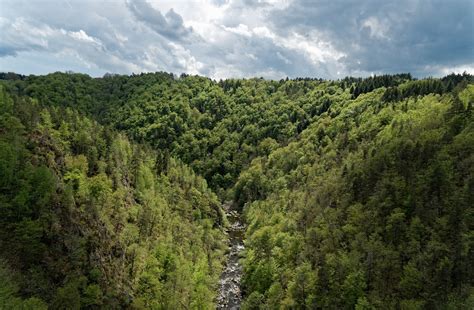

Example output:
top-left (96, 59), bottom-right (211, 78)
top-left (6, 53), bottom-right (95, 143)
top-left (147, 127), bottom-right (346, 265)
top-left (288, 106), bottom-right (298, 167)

top-left (217, 201), bottom-right (244, 309)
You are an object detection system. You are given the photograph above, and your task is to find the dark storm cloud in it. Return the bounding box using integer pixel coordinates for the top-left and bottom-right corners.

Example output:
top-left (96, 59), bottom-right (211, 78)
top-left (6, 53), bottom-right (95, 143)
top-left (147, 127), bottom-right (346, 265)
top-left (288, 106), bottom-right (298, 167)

top-left (268, 0), bottom-right (474, 76)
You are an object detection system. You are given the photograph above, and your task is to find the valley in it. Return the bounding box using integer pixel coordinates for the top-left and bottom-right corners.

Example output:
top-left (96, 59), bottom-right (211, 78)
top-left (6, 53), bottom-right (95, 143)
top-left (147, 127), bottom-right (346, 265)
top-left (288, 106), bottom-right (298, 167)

top-left (0, 72), bottom-right (472, 309)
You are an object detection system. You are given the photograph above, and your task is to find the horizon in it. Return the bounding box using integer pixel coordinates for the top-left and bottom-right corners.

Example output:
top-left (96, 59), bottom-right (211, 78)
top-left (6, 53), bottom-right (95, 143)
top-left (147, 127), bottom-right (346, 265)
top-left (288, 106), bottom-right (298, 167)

top-left (1, 70), bottom-right (472, 82)
top-left (1, 0), bottom-right (473, 80)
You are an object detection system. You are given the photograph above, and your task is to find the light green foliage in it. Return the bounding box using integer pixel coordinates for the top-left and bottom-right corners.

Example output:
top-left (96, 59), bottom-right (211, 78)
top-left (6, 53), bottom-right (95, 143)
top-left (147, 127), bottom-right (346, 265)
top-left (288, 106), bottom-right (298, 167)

top-left (0, 85), bottom-right (225, 308)
top-left (0, 73), bottom-right (472, 308)
top-left (240, 81), bottom-right (474, 309)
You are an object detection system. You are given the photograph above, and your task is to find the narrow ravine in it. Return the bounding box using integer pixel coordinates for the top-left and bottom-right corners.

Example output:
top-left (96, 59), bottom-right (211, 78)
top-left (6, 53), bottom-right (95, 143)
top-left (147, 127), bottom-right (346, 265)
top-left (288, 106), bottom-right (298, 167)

top-left (217, 202), bottom-right (245, 309)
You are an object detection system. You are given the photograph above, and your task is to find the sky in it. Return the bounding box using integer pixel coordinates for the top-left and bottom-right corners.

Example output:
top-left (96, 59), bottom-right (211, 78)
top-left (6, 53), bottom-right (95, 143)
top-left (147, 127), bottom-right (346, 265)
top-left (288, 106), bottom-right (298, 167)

top-left (0, 0), bottom-right (473, 79)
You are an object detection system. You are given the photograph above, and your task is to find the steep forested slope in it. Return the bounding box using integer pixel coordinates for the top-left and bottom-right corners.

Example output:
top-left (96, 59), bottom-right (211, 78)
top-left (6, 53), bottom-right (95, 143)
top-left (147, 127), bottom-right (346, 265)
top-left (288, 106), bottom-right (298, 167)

top-left (0, 72), bottom-right (473, 309)
top-left (238, 84), bottom-right (474, 309)
top-left (0, 86), bottom-right (225, 308)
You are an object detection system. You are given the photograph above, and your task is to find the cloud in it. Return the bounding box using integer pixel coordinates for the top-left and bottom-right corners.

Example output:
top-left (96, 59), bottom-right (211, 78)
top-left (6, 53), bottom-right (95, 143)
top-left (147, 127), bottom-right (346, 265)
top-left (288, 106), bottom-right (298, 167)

top-left (0, 17), bottom-right (52, 56)
top-left (268, 0), bottom-right (474, 76)
top-left (0, 16), bottom-right (141, 73)
top-left (0, 0), bottom-right (472, 78)
top-left (126, 0), bottom-right (193, 41)
top-left (361, 17), bottom-right (389, 40)
top-left (68, 30), bottom-right (101, 44)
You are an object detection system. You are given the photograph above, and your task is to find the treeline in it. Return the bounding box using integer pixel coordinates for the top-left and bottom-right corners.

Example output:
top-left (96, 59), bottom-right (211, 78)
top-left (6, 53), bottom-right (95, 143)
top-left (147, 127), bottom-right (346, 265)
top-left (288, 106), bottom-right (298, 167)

top-left (0, 86), bottom-right (226, 308)
top-left (342, 73), bottom-right (413, 98)
top-left (382, 73), bottom-right (474, 102)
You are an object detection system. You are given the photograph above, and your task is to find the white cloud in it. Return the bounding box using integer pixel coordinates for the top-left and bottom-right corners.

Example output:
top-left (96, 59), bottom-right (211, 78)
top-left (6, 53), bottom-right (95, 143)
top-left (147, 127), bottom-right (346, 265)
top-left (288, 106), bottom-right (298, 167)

top-left (222, 24), bottom-right (252, 37)
top-left (169, 42), bottom-right (204, 74)
top-left (1, 0), bottom-right (471, 78)
top-left (68, 30), bottom-right (101, 44)
top-left (276, 32), bottom-right (344, 64)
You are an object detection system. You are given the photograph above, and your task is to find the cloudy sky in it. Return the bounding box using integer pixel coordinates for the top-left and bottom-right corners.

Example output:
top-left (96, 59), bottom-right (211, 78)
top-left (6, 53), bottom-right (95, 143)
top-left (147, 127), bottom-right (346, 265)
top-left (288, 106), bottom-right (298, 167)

top-left (0, 0), bottom-right (473, 79)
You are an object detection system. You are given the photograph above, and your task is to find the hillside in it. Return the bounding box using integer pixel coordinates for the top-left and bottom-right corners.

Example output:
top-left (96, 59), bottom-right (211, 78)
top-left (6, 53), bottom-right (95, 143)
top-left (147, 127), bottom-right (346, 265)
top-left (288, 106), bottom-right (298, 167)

top-left (0, 72), bottom-right (473, 309)
top-left (0, 85), bottom-right (226, 308)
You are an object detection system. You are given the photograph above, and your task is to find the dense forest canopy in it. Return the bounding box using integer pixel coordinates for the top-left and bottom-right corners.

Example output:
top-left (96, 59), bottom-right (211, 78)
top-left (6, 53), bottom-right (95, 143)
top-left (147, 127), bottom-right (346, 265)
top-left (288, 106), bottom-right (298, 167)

top-left (0, 71), bottom-right (473, 309)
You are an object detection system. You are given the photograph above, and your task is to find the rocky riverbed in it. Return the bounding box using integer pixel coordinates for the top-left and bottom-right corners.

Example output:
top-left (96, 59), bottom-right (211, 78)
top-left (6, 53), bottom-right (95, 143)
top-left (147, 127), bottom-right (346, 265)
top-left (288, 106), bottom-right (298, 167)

top-left (216, 202), bottom-right (245, 309)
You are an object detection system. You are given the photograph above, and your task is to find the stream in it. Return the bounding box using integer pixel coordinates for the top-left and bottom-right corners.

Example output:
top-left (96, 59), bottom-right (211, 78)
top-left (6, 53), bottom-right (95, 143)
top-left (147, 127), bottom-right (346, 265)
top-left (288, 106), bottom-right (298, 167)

top-left (216, 202), bottom-right (245, 309)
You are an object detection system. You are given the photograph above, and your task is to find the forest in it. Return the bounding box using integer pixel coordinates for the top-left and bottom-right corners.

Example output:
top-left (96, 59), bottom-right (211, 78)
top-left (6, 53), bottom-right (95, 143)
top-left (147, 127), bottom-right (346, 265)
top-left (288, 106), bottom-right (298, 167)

top-left (0, 71), bottom-right (473, 309)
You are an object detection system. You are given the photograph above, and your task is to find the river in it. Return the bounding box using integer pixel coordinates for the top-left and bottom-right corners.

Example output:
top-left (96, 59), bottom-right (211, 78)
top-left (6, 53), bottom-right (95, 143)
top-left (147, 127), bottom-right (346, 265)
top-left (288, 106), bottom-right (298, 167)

top-left (216, 202), bottom-right (244, 309)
